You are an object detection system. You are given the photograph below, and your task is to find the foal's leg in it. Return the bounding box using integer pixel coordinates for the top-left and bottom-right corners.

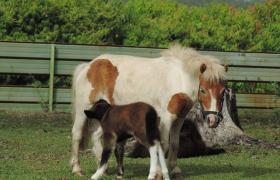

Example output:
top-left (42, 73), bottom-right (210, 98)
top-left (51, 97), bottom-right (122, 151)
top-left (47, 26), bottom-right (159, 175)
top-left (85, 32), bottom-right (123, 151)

top-left (91, 133), bottom-right (116, 180)
top-left (114, 140), bottom-right (126, 179)
top-left (156, 141), bottom-right (170, 180)
top-left (70, 110), bottom-right (87, 175)
top-left (154, 116), bottom-right (172, 180)
top-left (148, 144), bottom-right (158, 180)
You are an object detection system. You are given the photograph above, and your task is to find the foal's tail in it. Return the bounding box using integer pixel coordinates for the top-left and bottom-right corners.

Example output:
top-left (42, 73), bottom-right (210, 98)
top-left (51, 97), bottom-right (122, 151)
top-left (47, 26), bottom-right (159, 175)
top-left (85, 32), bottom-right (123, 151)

top-left (145, 108), bottom-right (161, 145)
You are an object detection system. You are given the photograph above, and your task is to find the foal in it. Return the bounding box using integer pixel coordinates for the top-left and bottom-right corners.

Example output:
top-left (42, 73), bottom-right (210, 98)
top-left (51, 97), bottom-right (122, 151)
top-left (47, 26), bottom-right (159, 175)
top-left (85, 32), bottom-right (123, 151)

top-left (84, 99), bottom-right (169, 180)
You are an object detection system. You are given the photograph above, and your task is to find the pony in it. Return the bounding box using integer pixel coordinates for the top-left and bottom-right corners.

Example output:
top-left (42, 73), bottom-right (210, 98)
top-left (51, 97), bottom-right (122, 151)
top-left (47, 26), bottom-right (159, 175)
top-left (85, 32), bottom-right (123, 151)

top-left (70, 44), bottom-right (227, 178)
top-left (84, 99), bottom-right (170, 180)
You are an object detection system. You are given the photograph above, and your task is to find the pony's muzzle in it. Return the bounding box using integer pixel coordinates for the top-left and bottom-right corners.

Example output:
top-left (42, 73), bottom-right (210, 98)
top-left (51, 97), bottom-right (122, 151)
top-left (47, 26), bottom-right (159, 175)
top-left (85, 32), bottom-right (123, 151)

top-left (206, 114), bottom-right (219, 128)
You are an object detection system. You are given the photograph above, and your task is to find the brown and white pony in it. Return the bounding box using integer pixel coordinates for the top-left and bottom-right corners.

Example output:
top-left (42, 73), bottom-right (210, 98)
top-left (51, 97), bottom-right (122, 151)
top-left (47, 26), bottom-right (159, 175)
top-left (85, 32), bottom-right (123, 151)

top-left (84, 99), bottom-right (170, 180)
top-left (70, 44), bottom-right (227, 178)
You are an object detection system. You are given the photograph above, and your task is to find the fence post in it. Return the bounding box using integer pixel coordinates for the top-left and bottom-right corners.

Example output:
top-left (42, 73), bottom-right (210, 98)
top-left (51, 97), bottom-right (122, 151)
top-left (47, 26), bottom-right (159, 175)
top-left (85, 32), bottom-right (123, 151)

top-left (48, 44), bottom-right (55, 112)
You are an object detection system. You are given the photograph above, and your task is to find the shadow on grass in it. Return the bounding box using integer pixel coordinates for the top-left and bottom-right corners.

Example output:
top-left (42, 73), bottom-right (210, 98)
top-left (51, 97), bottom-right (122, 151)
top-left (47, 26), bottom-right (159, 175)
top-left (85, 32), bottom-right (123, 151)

top-left (105, 161), bottom-right (280, 179)
top-left (180, 164), bottom-right (280, 178)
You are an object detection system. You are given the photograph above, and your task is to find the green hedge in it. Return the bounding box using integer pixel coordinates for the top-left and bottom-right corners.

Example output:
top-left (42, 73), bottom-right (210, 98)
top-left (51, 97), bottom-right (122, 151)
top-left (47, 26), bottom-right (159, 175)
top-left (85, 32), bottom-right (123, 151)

top-left (0, 0), bottom-right (279, 52)
top-left (0, 0), bottom-right (124, 44)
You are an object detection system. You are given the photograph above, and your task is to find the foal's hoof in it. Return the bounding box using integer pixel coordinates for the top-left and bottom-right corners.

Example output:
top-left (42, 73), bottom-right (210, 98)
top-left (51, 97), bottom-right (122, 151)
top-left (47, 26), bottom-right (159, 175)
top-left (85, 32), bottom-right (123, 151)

top-left (74, 171), bottom-right (84, 176)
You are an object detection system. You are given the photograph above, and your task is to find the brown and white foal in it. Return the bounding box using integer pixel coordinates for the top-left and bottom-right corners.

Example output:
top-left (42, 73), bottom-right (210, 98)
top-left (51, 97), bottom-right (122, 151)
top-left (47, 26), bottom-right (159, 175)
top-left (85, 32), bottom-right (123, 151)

top-left (84, 99), bottom-right (169, 180)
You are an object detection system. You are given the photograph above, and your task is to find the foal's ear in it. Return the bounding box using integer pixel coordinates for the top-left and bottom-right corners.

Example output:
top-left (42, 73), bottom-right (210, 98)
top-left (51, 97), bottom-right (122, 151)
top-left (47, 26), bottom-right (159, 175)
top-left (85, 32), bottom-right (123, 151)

top-left (84, 110), bottom-right (95, 118)
top-left (200, 63), bottom-right (207, 74)
top-left (224, 64), bottom-right (229, 72)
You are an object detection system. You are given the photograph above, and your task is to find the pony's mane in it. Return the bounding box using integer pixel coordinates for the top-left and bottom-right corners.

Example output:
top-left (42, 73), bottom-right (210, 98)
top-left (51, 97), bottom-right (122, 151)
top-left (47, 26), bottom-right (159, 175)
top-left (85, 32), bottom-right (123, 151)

top-left (161, 44), bottom-right (225, 82)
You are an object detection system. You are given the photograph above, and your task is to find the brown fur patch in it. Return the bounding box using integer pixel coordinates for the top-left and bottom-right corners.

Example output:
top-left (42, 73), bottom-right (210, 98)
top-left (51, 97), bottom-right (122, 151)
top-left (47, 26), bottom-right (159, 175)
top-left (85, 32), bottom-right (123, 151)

top-left (200, 63), bottom-right (207, 74)
top-left (167, 93), bottom-right (194, 118)
top-left (87, 59), bottom-right (118, 104)
top-left (198, 78), bottom-right (225, 111)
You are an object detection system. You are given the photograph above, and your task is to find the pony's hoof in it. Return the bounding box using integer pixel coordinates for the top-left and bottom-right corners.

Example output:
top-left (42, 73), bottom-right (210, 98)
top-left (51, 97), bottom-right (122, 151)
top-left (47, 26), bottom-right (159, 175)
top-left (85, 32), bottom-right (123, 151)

top-left (155, 174), bottom-right (163, 180)
top-left (163, 176), bottom-right (170, 180)
top-left (91, 173), bottom-right (103, 180)
top-left (116, 175), bottom-right (123, 179)
top-left (171, 166), bottom-right (181, 174)
top-left (148, 173), bottom-right (156, 180)
top-left (74, 171), bottom-right (84, 176)
top-left (171, 172), bottom-right (183, 180)
top-left (91, 176), bottom-right (98, 180)
top-left (163, 173), bottom-right (170, 180)
top-left (171, 167), bottom-right (182, 180)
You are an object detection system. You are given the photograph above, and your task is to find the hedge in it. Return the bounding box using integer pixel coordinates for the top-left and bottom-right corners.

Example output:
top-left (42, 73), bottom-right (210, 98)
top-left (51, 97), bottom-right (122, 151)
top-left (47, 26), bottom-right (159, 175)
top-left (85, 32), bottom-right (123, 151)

top-left (0, 0), bottom-right (279, 52)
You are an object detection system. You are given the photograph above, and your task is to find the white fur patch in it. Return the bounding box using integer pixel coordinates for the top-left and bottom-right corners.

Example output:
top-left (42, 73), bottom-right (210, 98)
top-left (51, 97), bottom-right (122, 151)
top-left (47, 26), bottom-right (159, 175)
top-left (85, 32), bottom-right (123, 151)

top-left (91, 164), bottom-right (108, 180)
top-left (209, 90), bottom-right (217, 111)
top-left (148, 145), bottom-right (158, 179)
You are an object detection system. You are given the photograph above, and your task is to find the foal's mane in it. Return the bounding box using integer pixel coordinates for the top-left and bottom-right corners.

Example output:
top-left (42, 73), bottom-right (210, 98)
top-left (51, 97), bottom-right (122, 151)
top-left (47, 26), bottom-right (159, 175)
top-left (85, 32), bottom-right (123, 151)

top-left (161, 44), bottom-right (225, 83)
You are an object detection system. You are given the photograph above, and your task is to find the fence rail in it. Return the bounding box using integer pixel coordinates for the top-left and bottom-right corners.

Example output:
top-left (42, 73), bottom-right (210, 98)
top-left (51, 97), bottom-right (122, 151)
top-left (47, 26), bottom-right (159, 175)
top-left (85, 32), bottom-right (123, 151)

top-left (0, 42), bottom-right (279, 113)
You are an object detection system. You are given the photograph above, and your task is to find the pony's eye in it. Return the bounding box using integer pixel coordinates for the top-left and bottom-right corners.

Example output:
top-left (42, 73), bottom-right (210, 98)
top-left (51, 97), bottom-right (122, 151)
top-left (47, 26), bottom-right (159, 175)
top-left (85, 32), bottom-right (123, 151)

top-left (199, 88), bottom-right (206, 94)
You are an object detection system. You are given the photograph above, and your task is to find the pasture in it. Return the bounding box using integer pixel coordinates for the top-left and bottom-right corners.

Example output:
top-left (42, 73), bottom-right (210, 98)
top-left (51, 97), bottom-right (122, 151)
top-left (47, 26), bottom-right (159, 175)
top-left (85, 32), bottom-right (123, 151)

top-left (1, 111), bottom-right (279, 180)
top-left (0, 1), bottom-right (280, 180)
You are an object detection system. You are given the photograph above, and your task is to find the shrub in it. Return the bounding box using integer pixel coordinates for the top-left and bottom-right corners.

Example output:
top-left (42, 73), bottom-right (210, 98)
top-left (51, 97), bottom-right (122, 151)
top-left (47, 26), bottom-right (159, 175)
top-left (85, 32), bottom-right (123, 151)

top-left (0, 0), bottom-right (124, 44)
top-left (0, 0), bottom-right (279, 52)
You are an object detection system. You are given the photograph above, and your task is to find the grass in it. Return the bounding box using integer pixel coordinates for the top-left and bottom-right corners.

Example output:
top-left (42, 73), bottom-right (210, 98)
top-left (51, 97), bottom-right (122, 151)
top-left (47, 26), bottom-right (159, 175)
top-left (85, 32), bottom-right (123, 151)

top-left (0, 111), bottom-right (279, 180)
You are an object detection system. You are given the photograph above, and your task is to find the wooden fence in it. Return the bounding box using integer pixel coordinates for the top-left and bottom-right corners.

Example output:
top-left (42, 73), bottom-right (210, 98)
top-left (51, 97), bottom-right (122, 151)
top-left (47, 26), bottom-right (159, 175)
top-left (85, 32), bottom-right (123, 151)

top-left (0, 42), bottom-right (279, 114)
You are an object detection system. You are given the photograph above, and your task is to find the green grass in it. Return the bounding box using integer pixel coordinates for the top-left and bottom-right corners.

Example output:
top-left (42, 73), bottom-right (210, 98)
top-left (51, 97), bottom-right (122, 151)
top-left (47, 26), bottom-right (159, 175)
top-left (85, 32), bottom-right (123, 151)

top-left (0, 111), bottom-right (279, 180)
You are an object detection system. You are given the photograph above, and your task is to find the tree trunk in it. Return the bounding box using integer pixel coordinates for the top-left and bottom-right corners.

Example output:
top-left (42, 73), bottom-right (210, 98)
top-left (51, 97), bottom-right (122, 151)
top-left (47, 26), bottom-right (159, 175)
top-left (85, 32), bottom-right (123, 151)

top-left (126, 89), bottom-right (246, 157)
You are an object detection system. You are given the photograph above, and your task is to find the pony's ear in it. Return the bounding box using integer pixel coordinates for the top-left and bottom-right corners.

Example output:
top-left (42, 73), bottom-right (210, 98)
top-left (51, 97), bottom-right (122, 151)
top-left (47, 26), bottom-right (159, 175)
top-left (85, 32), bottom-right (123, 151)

top-left (200, 63), bottom-right (207, 74)
top-left (224, 64), bottom-right (229, 72)
top-left (84, 110), bottom-right (95, 118)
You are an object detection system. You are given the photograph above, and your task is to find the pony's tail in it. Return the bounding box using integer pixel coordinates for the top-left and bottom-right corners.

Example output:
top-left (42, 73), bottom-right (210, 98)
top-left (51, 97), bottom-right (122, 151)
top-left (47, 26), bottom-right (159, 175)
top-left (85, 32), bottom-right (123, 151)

top-left (72, 63), bottom-right (89, 151)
